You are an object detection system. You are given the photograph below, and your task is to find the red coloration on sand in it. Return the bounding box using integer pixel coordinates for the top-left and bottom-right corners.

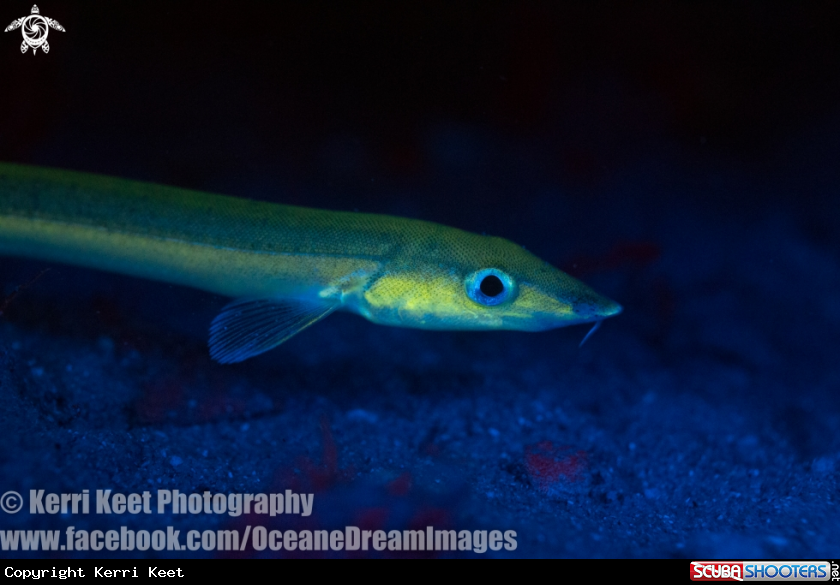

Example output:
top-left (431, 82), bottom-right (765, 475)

top-left (354, 506), bottom-right (391, 531)
top-left (387, 472), bottom-right (413, 496)
top-left (524, 441), bottom-right (588, 495)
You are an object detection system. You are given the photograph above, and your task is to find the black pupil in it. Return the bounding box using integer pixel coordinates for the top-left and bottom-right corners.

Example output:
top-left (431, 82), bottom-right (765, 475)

top-left (479, 274), bottom-right (505, 297)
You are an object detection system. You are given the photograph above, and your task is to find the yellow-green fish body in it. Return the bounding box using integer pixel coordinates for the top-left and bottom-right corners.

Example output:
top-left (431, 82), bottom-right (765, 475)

top-left (0, 162), bottom-right (621, 362)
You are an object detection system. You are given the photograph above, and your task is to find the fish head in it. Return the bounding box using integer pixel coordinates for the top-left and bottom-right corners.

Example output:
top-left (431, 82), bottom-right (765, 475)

top-left (357, 227), bottom-right (622, 332)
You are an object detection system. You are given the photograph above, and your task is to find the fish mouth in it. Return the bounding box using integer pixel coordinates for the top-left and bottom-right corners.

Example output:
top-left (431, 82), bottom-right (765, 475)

top-left (597, 299), bottom-right (623, 319)
top-left (575, 298), bottom-right (621, 347)
top-left (527, 298), bottom-right (622, 331)
top-left (573, 296), bottom-right (623, 323)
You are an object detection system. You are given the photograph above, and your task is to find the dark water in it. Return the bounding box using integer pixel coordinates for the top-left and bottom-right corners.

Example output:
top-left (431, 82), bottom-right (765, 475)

top-left (0, 2), bottom-right (838, 557)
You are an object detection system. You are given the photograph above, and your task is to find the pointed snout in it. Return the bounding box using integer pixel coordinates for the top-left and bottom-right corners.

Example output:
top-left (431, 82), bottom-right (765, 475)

top-left (573, 295), bottom-right (623, 322)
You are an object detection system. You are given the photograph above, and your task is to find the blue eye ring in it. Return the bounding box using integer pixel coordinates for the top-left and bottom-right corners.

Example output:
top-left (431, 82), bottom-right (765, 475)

top-left (466, 268), bottom-right (516, 306)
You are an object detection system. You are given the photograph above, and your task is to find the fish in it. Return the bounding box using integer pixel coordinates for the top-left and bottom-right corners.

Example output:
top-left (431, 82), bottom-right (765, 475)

top-left (0, 162), bottom-right (622, 363)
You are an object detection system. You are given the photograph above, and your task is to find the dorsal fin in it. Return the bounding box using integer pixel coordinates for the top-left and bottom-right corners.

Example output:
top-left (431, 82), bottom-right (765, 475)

top-left (209, 297), bottom-right (338, 364)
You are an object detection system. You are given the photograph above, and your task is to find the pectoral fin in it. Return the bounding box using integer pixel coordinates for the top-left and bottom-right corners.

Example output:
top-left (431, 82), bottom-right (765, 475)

top-left (209, 297), bottom-right (338, 364)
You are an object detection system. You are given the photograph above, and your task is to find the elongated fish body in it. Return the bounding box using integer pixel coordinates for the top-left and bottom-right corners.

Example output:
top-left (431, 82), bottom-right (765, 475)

top-left (0, 162), bottom-right (621, 363)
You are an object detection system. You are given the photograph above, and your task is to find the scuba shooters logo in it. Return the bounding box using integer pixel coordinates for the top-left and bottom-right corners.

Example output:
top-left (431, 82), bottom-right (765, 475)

top-left (4, 5), bottom-right (65, 54)
top-left (690, 561), bottom-right (836, 581)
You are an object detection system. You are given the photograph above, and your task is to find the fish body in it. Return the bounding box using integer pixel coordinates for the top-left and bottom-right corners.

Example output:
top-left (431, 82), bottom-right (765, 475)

top-left (0, 162), bottom-right (621, 362)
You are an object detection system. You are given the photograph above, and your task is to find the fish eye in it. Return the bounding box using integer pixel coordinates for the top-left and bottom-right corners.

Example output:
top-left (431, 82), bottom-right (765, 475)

top-left (466, 268), bottom-right (515, 306)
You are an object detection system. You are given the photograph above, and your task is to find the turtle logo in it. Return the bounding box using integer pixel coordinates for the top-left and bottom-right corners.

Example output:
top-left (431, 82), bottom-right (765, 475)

top-left (5, 5), bottom-right (65, 55)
